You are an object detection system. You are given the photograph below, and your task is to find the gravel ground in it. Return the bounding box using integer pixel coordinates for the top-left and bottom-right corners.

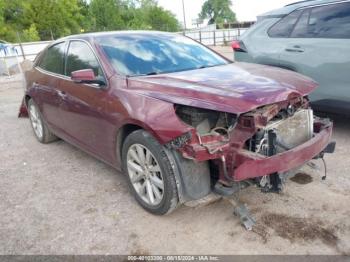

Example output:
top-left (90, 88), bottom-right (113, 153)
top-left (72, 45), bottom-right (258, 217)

top-left (1, 52), bottom-right (350, 255)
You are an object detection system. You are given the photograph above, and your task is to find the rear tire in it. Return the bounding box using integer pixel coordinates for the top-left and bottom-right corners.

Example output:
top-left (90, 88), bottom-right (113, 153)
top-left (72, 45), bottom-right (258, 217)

top-left (122, 130), bottom-right (179, 215)
top-left (28, 99), bottom-right (58, 144)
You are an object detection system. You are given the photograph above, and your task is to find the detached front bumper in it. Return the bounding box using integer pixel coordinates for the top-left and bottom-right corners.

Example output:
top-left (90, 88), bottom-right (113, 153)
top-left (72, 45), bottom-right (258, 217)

top-left (233, 120), bottom-right (333, 181)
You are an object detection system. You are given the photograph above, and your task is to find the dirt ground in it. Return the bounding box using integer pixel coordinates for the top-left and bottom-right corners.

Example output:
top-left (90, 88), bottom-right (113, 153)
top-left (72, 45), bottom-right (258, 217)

top-left (1, 49), bottom-right (350, 255)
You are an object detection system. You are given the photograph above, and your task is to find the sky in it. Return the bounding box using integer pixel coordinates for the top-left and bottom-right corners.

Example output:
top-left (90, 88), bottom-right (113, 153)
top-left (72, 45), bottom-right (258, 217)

top-left (157, 0), bottom-right (297, 28)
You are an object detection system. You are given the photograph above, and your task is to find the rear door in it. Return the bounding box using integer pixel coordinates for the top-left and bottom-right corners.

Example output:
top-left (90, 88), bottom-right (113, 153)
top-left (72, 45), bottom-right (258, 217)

top-left (237, 9), bottom-right (303, 65)
top-left (279, 1), bottom-right (350, 108)
top-left (34, 41), bottom-right (67, 132)
top-left (58, 40), bottom-right (115, 161)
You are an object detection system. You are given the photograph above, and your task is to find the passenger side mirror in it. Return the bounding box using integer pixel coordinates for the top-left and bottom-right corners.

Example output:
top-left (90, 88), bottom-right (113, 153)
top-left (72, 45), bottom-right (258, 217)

top-left (71, 69), bottom-right (105, 86)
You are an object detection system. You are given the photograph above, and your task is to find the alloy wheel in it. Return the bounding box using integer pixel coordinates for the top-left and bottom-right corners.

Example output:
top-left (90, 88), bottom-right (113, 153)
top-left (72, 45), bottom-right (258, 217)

top-left (29, 103), bottom-right (43, 139)
top-left (127, 144), bottom-right (164, 206)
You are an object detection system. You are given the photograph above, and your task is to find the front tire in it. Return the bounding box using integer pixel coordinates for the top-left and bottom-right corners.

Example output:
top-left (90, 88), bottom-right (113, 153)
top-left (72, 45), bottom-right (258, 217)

top-left (122, 130), bottom-right (179, 215)
top-left (28, 99), bottom-right (58, 144)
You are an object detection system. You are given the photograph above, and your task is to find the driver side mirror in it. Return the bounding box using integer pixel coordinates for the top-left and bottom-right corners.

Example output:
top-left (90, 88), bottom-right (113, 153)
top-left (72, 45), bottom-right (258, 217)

top-left (71, 69), bottom-right (105, 86)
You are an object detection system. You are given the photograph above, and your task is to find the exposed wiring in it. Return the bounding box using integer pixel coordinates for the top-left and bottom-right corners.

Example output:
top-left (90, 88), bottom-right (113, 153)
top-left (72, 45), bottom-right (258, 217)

top-left (256, 138), bottom-right (267, 153)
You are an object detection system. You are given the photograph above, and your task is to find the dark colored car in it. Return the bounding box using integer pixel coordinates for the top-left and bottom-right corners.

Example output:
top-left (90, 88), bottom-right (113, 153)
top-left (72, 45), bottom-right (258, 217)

top-left (20, 31), bottom-right (334, 215)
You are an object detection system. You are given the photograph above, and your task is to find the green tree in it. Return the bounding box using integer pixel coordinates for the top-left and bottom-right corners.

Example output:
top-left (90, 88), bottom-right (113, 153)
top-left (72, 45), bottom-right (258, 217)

top-left (22, 0), bottom-right (82, 40)
top-left (21, 24), bottom-right (40, 42)
top-left (0, 0), bottom-right (181, 42)
top-left (77, 0), bottom-right (92, 32)
top-left (139, 0), bottom-right (180, 31)
top-left (89, 0), bottom-right (125, 31)
top-left (0, 0), bottom-right (25, 42)
top-left (0, 0), bottom-right (6, 40)
top-left (199, 0), bottom-right (236, 25)
top-left (88, 0), bottom-right (179, 32)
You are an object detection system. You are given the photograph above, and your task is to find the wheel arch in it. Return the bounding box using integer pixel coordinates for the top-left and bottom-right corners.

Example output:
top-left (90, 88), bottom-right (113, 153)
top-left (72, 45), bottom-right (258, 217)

top-left (116, 122), bottom-right (211, 204)
top-left (115, 120), bottom-right (162, 168)
top-left (116, 123), bottom-right (143, 167)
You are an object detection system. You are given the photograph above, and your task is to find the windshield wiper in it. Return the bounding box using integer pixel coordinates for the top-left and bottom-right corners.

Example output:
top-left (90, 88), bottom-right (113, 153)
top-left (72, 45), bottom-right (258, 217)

top-left (196, 64), bottom-right (224, 70)
top-left (128, 64), bottom-right (227, 78)
top-left (146, 71), bottom-right (158, 75)
top-left (127, 71), bottom-right (159, 77)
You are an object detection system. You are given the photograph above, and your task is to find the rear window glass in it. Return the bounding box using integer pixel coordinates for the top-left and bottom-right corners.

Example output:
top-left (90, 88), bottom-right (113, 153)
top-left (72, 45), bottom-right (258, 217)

top-left (268, 10), bottom-right (302, 38)
top-left (38, 42), bottom-right (65, 75)
top-left (291, 2), bottom-right (350, 39)
top-left (290, 10), bottom-right (310, 38)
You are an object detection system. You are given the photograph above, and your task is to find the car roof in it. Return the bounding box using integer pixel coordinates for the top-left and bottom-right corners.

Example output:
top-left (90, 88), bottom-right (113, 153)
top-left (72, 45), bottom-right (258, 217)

top-left (258, 0), bottom-right (349, 19)
top-left (58, 30), bottom-right (178, 42)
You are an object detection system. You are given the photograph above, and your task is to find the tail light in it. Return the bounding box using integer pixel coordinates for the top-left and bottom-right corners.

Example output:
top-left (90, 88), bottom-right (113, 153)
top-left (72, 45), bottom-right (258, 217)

top-left (231, 40), bottom-right (247, 52)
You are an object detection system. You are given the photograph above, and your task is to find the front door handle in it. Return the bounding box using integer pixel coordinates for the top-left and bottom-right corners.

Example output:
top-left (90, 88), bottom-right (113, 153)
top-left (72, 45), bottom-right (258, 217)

top-left (57, 90), bottom-right (67, 98)
top-left (285, 46), bottom-right (304, 53)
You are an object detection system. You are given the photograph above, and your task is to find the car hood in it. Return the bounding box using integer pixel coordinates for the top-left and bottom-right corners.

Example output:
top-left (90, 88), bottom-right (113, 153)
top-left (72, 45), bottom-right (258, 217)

top-left (127, 62), bottom-right (318, 114)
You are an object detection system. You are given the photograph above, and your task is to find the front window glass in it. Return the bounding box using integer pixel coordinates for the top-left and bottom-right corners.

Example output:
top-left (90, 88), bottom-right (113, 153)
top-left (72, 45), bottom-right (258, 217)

top-left (291, 2), bottom-right (350, 39)
top-left (66, 41), bottom-right (104, 80)
top-left (96, 34), bottom-right (229, 77)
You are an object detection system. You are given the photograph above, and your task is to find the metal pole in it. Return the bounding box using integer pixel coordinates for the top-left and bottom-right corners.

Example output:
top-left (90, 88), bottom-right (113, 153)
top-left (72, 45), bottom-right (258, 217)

top-left (16, 32), bottom-right (26, 60)
top-left (182, 0), bottom-right (187, 32)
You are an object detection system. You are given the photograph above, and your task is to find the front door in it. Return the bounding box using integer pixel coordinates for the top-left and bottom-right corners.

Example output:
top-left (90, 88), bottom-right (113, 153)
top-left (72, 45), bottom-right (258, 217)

top-left (58, 40), bottom-right (115, 162)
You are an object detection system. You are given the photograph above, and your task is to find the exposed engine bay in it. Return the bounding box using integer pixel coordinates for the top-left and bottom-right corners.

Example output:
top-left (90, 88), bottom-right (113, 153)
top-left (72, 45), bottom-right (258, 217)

top-left (171, 96), bottom-right (334, 194)
top-left (170, 96), bottom-right (334, 230)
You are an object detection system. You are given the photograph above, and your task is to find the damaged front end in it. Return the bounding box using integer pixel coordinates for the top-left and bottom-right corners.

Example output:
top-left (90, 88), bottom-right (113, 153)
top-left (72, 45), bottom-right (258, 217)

top-left (169, 96), bottom-right (335, 194)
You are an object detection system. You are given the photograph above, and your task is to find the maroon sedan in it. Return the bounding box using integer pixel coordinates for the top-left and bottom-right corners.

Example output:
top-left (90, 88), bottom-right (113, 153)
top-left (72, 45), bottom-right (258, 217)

top-left (20, 31), bottom-right (335, 215)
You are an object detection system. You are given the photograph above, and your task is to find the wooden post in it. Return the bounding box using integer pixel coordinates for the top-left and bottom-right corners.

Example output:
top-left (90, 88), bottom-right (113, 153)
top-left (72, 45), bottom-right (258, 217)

top-left (199, 31), bottom-right (202, 43)
top-left (213, 31), bottom-right (216, 46)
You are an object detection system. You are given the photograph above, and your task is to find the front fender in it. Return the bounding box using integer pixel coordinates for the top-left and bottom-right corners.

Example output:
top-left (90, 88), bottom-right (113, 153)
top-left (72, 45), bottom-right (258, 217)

top-left (116, 89), bottom-right (193, 144)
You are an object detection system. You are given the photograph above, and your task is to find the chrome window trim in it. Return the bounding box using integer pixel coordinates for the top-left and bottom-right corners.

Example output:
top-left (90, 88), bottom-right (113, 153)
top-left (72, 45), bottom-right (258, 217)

top-left (297, 0), bottom-right (350, 10)
top-left (35, 38), bottom-right (108, 90)
top-left (267, 0), bottom-right (350, 39)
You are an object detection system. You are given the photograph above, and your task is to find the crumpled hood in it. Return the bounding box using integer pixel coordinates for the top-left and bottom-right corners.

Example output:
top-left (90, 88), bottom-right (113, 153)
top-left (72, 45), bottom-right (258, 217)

top-left (127, 62), bottom-right (318, 114)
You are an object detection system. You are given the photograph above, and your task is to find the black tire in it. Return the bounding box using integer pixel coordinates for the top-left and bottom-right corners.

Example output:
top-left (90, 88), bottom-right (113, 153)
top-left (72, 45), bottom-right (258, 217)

top-left (28, 99), bottom-right (58, 144)
top-left (122, 130), bottom-right (179, 215)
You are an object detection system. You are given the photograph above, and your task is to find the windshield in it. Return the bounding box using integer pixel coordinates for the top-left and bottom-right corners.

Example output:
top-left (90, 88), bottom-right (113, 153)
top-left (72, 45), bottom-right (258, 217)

top-left (96, 33), bottom-right (230, 76)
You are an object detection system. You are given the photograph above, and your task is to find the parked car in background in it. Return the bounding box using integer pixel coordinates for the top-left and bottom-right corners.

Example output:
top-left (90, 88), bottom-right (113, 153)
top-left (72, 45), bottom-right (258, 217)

top-left (20, 31), bottom-right (334, 216)
top-left (232, 0), bottom-right (350, 114)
